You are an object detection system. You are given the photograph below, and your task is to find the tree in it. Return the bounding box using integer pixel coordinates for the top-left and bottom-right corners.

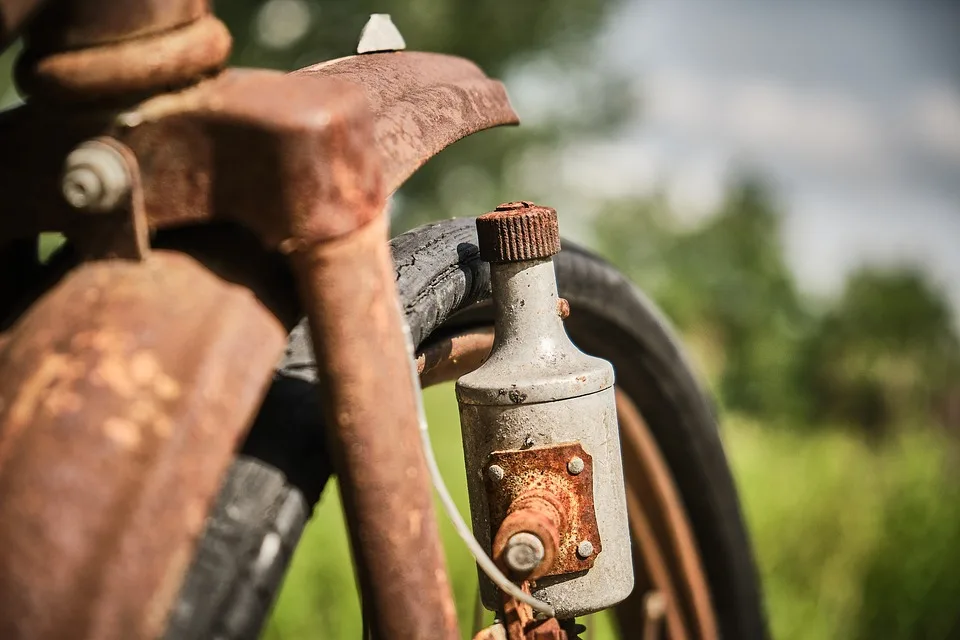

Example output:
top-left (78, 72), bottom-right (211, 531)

top-left (798, 268), bottom-right (960, 435)
top-left (595, 178), bottom-right (814, 419)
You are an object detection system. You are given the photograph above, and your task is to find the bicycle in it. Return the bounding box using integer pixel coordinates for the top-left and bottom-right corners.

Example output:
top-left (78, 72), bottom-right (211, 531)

top-left (0, 2), bottom-right (767, 639)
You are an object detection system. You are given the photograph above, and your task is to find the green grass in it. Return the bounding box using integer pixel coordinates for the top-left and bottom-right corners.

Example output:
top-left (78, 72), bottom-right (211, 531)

top-left (726, 417), bottom-right (960, 640)
top-left (262, 386), bottom-right (960, 639)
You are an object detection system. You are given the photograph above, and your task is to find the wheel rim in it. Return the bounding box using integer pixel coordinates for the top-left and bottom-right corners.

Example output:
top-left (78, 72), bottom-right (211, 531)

top-left (417, 327), bottom-right (719, 639)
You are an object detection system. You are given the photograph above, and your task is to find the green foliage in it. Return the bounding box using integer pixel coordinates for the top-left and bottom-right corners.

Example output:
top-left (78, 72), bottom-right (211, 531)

top-left (594, 179), bottom-right (960, 433)
top-left (797, 269), bottom-right (960, 434)
top-left (595, 179), bottom-right (815, 420)
top-left (726, 416), bottom-right (960, 640)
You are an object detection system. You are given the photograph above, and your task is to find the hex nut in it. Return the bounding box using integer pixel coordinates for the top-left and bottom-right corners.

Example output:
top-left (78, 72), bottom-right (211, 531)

top-left (576, 540), bottom-right (594, 559)
top-left (504, 532), bottom-right (546, 575)
top-left (567, 456), bottom-right (585, 475)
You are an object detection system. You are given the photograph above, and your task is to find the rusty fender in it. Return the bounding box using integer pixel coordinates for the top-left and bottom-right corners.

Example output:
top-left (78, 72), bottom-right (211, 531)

top-left (0, 51), bottom-right (518, 247)
top-left (0, 251), bottom-right (285, 640)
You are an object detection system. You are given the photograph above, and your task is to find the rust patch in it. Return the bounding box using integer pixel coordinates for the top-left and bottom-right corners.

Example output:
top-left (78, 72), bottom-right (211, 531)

top-left (299, 52), bottom-right (519, 195)
top-left (0, 51), bottom-right (517, 253)
top-left (486, 442), bottom-right (601, 578)
top-left (290, 216), bottom-right (458, 639)
top-left (476, 202), bottom-right (560, 264)
top-left (417, 326), bottom-right (494, 387)
top-left (0, 251), bottom-right (285, 640)
top-left (17, 12), bottom-right (230, 103)
top-left (498, 581), bottom-right (568, 640)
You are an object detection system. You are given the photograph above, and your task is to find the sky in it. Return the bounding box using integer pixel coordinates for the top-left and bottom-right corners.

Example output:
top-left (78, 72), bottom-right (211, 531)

top-left (518, 0), bottom-right (960, 312)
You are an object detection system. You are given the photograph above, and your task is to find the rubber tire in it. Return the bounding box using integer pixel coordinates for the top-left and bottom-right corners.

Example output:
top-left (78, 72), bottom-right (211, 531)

top-left (167, 218), bottom-right (769, 640)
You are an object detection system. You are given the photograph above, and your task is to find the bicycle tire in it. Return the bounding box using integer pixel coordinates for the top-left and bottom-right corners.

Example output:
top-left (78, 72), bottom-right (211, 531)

top-left (166, 217), bottom-right (768, 640)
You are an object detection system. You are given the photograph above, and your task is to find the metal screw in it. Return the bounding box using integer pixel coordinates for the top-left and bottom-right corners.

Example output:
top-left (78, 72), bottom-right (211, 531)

top-left (487, 464), bottom-right (505, 482)
top-left (504, 532), bottom-right (545, 575)
top-left (62, 141), bottom-right (130, 213)
top-left (576, 540), bottom-right (594, 559)
top-left (567, 456), bottom-right (584, 475)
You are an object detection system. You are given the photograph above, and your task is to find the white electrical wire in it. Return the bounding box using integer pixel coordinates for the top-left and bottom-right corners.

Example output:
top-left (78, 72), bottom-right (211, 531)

top-left (402, 322), bottom-right (556, 619)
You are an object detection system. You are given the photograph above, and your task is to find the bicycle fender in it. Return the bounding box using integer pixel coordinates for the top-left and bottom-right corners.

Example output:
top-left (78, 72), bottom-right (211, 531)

top-left (0, 251), bottom-right (285, 640)
top-left (297, 51), bottom-right (520, 194)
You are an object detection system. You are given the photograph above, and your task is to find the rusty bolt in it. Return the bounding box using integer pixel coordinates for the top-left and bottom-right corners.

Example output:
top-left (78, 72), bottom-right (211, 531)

top-left (504, 532), bottom-right (546, 575)
top-left (567, 456), bottom-right (585, 475)
top-left (557, 297), bottom-right (571, 319)
top-left (62, 141), bottom-right (130, 213)
top-left (487, 464), bottom-right (506, 482)
top-left (576, 540), bottom-right (594, 559)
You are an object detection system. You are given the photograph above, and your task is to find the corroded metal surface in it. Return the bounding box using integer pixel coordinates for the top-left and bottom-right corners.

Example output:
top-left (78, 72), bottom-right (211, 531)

top-left (120, 69), bottom-right (384, 248)
top-left (615, 391), bottom-right (718, 640)
top-left (500, 582), bottom-right (567, 640)
top-left (0, 51), bottom-right (516, 248)
top-left (20, 0), bottom-right (207, 51)
top-left (17, 14), bottom-right (231, 102)
top-left (298, 51), bottom-right (519, 194)
top-left (486, 443), bottom-right (601, 578)
top-left (417, 326), bottom-right (494, 387)
top-left (66, 137), bottom-right (151, 261)
top-left (0, 9), bottom-right (519, 637)
top-left (0, 251), bottom-right (285, 640)
top-left (290, 215), bottom-right (458, 640)
top-left (476, 202), bottom-right (561, 264)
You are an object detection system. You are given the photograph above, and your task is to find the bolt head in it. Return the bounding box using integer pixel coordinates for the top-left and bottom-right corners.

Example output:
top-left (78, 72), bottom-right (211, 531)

top-left (487, 464), bottom-right (505, 482)
top-left (504, 532), bottom-right (545, 575)
top-left (576, 540), bottom-right (594, 559)
top-left (567, 456), bottom-right (585, 475)
top-left (62, 167), bottom-right (103, 210)
top-left (61, 141), bottom-right (131, 213)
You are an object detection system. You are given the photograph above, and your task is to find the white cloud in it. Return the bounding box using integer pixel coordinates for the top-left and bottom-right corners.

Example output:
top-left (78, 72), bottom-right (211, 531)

top-left (643, 69), bottom-right (887, 175)
top-left (665, 152), bottom-right (729, 225)
top-left (910, 82), bottom-right (960, 161)
top-left (782, 189), bottom-right (960, 320)
top-left (559, 142), bottom-right (662, 199)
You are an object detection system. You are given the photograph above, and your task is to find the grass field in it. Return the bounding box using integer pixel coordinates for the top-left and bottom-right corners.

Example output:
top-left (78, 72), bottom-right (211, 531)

top-left (261, 383), bottom-right (960, 640)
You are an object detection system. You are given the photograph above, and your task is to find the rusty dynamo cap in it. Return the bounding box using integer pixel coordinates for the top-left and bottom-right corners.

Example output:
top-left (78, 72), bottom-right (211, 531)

top-left (476, 201), bottom-right (561, 263)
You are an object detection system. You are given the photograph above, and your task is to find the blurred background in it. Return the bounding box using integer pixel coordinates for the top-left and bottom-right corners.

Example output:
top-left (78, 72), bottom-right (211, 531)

top-left (5, 0), bottom-right (960, 638)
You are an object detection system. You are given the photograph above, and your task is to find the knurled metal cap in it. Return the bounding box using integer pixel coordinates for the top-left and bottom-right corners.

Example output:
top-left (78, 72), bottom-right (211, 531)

top-left (476, 201), bottom-right (561, 263)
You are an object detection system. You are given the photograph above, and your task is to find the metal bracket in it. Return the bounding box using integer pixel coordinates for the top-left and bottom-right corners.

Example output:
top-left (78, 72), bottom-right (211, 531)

top-left (486, 442), bottom-right (602, 578)
top-left (66, 138), bottom-right (150, 262)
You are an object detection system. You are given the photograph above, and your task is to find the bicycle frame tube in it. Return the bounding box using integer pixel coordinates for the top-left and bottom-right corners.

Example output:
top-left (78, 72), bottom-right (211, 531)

top-left (0, 5), bottom-right (519, 637)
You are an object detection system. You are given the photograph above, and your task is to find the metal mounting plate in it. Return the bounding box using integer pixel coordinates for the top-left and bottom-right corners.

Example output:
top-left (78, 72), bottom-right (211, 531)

top-left (486, 442), bottom-right (602, 578)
